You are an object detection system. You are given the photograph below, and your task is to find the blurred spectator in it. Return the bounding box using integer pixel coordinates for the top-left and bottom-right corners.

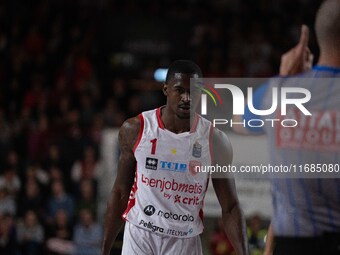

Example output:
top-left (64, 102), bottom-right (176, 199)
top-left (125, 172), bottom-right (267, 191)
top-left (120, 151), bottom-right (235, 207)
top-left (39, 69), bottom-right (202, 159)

top-left (127, 94), bottom-right (142, 117)
top-left (47, 180), bottom-right (74, 223)
top-left (73, 209), bottom-right (102, 255)
top-left (46, 209), bottom-right (74, 255)
top-left (58, 122), bottom-right (83, 172)
top-left (24, 26), bottom-right (45, 56)
top-left (0, 188), bottom-right (16, 216)
top-left (102, 99), bottom-right (120, 127)
top-left (17, 210), bottom-right (44, 255)
top-left (43, 145), bottom-right (69, 182)
top-left (27, 115), bottom-right (52, 162)
top-left (72, 55), bottom-right (95, 94)
top-left (0, 110), bottom-right (11, 153)
top-left (79, 93), bottom-right (96, 127)
top-left (71, 145), bottom-right (102, 183)
top-left (0, 168), bottom-right (21, 198)
top-left (76, 179), bottom-right (97, 219)
top-left (5, 150), bottom-right (21, 172)
top-left (49, 75), bottom-right (71, 115)
top-left (18, 180), bottom-right (44, 218)
top-left (88, 114), bottom-right (103, 145)
top-left (247, 214), bottom-right (267, 255)
top-left (108, 78), bottom-right (129, 111)
top-left (4, 79), bottom-right (23, 120)
top-left (48, 166), bottom-right (65, 183)
top-left (210, 218), bottom-right (235, 255)
top-left (0, 214), bottom-right (17, 255)
top-left (11, 107), bottom-right (32, 158)
top-left (43, 145), bottom-right (63, 170)
top-left (47, 209), bottom-right (73, 241)
top-left (25, 164), bottom-right (49, 188)
top-left (23, 75), bottom-right (45, 112)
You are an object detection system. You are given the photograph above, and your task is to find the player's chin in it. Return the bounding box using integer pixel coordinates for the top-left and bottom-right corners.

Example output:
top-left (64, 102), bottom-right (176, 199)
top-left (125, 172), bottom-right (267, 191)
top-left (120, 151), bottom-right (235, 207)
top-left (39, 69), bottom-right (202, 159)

top-left (176, 106), bottom-right (192, 119)
top-left (176, 112), bottom-right (191, 119)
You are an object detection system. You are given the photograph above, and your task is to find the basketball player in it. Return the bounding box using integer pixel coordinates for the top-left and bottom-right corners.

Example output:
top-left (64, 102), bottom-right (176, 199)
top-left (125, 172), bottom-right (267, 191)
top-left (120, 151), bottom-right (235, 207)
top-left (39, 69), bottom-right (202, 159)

top-left (233, 1), bottom-right (340, 254)
top-left (101, 60), bottom-right (249, 255)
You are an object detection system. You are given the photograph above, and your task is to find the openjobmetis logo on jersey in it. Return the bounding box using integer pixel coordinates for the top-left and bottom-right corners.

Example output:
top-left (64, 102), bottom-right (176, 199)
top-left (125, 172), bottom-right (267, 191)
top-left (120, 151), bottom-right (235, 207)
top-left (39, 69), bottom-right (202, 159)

top-left (194, 79), bottom-right (312, 129)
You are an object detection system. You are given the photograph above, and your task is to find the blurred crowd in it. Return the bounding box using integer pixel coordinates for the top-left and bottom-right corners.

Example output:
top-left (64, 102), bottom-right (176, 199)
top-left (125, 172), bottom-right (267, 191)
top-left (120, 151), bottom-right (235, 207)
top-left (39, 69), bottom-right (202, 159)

top-left (209, 215), bottom-right (268, 255)
top-left (0, 0), bottom-right (320, 254)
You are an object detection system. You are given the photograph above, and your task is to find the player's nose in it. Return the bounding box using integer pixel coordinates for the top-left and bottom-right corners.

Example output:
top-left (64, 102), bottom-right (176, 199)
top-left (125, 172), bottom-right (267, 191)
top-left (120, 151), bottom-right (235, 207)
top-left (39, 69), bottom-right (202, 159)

top-left (181, 91), bottom-right (190, 102)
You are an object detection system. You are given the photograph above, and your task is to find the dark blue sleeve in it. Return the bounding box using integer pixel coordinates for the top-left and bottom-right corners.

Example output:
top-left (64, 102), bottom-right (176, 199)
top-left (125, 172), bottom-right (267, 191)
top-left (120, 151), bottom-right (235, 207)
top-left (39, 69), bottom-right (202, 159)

top-left (243, 83), bottom-right (269, 133)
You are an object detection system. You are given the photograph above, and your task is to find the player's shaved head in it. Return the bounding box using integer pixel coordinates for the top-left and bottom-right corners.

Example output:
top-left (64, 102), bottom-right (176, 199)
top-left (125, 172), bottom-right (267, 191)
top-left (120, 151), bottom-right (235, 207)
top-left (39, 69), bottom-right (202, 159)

top-left (315, 0), bottom-right (340, 50)
top-left (165, 60), bottom-right (202, 85)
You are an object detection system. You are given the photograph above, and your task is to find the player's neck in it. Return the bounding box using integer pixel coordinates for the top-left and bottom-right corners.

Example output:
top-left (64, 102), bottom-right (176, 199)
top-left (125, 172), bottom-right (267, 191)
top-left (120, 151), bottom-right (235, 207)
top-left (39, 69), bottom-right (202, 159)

top-left (161, 107), bottom-right (193, 133)
top-left (318, 51), bottom-right (340, 68)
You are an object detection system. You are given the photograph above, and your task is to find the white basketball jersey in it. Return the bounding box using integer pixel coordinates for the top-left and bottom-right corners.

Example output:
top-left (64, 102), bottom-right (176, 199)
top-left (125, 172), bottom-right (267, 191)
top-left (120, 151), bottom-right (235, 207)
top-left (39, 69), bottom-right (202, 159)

top-left (123, 107), bottom-right (213, 238)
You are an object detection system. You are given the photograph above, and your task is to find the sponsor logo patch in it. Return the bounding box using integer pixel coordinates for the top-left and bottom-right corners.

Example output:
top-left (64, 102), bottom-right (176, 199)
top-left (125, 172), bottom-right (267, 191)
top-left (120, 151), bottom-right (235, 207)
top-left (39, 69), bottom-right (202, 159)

top-left (157, 210), bottom-right (194, 222)
top-left (192, 141), bottom-right (202, 158)
top-left (159, 161), bottom-right (187, 173)
top-left (139, 220), bottom-right (164, 233)
top-left (144, 205), bottom-right (156, 216)
top-left (141, 174), bottom-right (203, 194)
top-left (166, 228), bottom-right (193, 237)
top-left (145, 157), bottom-right (158, 170)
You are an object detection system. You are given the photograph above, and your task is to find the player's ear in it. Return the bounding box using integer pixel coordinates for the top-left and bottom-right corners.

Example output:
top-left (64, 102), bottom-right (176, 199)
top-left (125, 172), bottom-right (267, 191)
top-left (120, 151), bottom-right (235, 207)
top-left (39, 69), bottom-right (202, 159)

top-left (163, 83), bottom-right (168, 96)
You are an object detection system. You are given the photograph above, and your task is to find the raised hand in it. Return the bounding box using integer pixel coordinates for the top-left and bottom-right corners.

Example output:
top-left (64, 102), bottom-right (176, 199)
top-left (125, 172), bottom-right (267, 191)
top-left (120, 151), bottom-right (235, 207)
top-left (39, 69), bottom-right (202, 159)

top-left (280, 25), bottom-right (314, 76)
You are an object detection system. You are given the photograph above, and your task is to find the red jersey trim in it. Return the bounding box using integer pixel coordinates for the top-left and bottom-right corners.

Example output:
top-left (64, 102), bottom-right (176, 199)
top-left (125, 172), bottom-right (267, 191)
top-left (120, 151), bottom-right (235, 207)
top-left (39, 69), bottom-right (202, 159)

top-left (124, 114), bottom-right (143, 220)
top-left (157, 107), bottom-right (199, 133)
top-left (133, 114), bottom-right (144, 153)
top-left (208, 124), bottom-right (215, 165)
top-left (190, 114), bottom-right (199, 133)
top-left (156, 107), bottom-right (165, 129)
top-left (122, 170), bottom-right (138, 221)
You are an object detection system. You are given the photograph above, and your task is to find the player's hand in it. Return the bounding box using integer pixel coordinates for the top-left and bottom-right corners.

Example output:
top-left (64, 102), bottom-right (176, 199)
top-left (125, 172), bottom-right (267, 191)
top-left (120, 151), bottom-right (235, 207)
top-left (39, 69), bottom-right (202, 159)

top-left (280, 25), bottom-right (314, 76)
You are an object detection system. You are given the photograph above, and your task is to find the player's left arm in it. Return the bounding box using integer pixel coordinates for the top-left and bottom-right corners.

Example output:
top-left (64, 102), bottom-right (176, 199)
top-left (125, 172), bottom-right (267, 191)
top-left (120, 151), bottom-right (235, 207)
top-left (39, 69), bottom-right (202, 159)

top-left (211, 128), bottom-right (249, 255)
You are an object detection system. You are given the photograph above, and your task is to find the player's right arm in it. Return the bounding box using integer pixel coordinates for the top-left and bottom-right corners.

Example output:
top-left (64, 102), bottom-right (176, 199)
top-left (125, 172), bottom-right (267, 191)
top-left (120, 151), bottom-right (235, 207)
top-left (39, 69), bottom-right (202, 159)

top-left (101, 117), bottom-right (140, 255)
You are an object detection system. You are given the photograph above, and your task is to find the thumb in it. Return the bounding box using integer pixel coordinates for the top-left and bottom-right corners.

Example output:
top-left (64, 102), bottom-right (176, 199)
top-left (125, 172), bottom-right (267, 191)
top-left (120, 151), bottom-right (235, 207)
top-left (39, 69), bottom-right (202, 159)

top-left (298, 24), bottom-right (309, 49)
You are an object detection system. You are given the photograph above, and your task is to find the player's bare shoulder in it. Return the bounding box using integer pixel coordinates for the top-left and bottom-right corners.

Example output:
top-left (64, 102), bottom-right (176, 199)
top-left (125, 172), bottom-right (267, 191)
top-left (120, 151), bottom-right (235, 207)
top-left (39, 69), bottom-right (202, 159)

top-left (119, 116), bottom-right (141, 153)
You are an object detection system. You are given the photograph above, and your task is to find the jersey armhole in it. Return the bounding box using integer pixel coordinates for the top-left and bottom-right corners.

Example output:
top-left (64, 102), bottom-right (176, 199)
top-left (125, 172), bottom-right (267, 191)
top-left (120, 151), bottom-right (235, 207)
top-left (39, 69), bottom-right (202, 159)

top-left (132, 114), bottom-right (144, 153)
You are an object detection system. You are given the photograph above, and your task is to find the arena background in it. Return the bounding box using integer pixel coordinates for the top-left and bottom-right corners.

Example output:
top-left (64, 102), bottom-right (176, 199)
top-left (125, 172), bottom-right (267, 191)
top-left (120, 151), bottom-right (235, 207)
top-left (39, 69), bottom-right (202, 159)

top-left (0, 0), bottom-right (321, 254)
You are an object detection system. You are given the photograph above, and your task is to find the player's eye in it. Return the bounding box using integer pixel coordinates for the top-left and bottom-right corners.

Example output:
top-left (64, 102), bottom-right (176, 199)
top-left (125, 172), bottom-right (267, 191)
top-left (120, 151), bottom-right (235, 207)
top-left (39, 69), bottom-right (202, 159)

top-left (174, 87), bottom-right (183, 93)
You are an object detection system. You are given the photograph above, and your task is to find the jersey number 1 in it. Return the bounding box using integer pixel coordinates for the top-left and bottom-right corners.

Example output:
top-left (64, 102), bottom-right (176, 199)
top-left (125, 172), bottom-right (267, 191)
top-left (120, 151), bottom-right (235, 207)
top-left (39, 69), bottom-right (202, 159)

top-left (150, 138), bottom-right (157, 155)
